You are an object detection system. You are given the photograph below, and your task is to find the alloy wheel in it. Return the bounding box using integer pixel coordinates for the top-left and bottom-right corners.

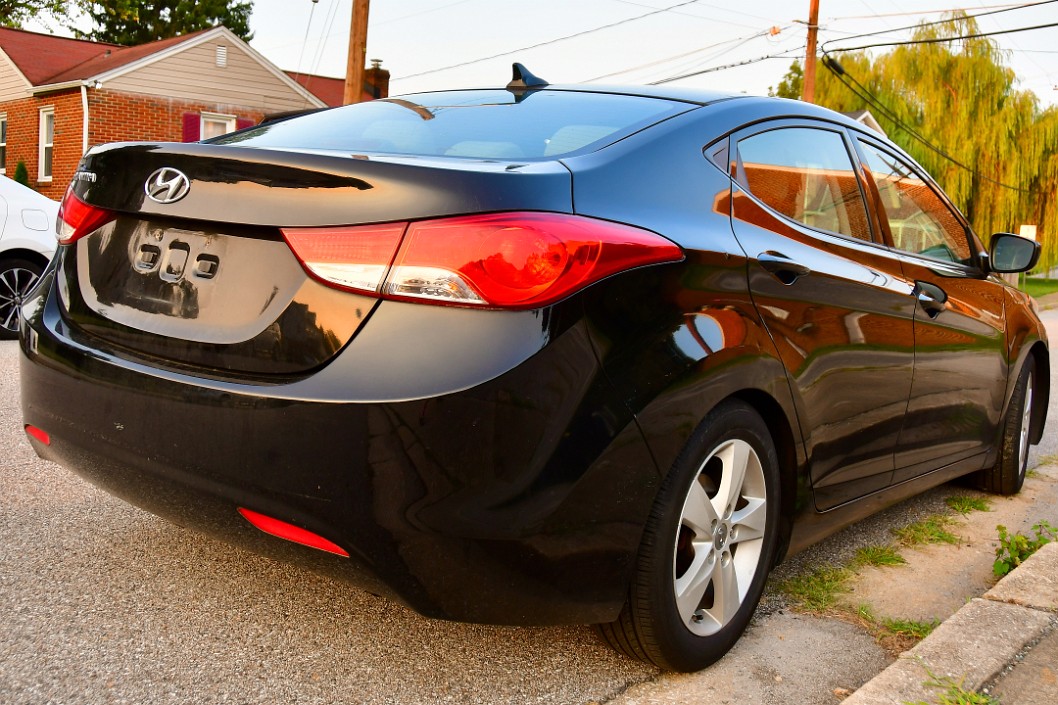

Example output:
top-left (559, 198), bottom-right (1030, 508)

top-left (673, 438), bottom-right (767, 636)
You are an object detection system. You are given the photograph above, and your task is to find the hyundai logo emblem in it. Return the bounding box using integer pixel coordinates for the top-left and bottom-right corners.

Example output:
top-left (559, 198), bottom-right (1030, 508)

top-left (145, 167), bottom-right (191, 204)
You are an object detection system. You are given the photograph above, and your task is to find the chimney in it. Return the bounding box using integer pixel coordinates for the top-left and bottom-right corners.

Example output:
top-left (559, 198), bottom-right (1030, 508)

top-left (365, 59), bottom-right (390, 99)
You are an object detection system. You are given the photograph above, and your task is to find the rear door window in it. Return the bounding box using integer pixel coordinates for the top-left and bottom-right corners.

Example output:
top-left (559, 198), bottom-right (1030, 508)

top-left (857, 141), bottom-right (972, 265)
top-left (735, 127), bottom-right (873, 242)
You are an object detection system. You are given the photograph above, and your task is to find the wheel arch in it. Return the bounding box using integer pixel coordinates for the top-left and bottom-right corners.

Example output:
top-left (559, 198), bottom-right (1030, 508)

top-left (631, 361), bottom-right (806, 568)
top-left (1027, 341), bottom-right (1049, 446)
top-left (0, 247), bottom-right (51, 268)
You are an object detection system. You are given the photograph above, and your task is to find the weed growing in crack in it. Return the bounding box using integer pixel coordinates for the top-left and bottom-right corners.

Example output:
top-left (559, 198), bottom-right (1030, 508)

top-left (993, 521), bottom-right (1057, 577)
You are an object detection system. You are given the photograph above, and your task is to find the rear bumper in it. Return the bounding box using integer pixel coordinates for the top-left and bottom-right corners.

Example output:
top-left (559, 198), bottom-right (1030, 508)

top-left (20, 267), bottom-right (660, 625)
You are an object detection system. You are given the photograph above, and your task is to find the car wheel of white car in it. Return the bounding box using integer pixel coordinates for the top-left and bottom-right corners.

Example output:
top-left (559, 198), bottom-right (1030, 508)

top-left (0, 258), bottom-right (44, 340)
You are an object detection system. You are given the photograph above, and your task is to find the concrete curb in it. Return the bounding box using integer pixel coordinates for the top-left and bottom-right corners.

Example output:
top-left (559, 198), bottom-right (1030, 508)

top-left (843, 542), bottom-right (1058, 705)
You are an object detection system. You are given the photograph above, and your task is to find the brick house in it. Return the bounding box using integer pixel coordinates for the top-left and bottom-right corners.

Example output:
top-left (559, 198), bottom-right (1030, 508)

top-left (0, 25), bottom-right (388, 199)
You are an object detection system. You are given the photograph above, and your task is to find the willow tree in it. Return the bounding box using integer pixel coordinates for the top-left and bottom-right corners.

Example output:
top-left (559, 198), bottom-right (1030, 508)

top-left (774, 13), bottom-right (1058, 273)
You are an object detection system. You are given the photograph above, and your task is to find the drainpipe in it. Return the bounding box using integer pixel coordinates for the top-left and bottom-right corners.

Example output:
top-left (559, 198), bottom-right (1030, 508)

top-left (80, 83), bottom-right (89, 155)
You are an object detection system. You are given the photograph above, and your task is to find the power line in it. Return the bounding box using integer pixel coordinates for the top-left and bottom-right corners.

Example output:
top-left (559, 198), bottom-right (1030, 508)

top-left (292, 0), bottom-right (319, 82)
top-left (392, 0), bottom-right (705, 82)
top-left (582, 33), bottom-right (764, 82)
top-left (828, 2), bottom-right (1040, 21)
top-left (649, 45), bottom-right (806, 85)
top-left (826, 21), bottom-right (1058, 55)
top-left (375, 0), bottom-right (478, 26)
top-left (608, 0), bottom-right (765, 28)
top-left (821, 0), bottom-right (1058, 53)
top-left (821, 57), bottom-right (1033, 193)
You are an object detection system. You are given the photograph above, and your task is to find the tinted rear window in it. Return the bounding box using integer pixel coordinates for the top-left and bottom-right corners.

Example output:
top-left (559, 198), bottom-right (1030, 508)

top-left (215, 90), bottom-right (692, 159)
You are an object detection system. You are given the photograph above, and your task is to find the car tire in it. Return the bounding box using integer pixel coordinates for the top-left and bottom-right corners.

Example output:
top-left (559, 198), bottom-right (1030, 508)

top-left (597, 400), bottom-right (781, 672)
top-left (974, 361), bottom-right (1034, 496)
top-left (0, 257), bottom-right (44, 340)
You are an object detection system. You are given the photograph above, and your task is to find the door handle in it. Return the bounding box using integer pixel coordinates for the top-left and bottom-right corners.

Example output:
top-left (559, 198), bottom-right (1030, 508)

top-left (757, 251), bottom-right (811, 285)
top-left (913, 280), bottom-right (948, 318)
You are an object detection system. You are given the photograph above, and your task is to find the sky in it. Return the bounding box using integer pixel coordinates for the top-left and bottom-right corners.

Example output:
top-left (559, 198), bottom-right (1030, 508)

top-left (242, 0), bottom-right (1058, 107)
top-left (20, 1), bottom-right (1057, 107)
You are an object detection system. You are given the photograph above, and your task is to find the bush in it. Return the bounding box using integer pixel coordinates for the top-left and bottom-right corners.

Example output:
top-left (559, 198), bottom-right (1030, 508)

top-left (13, 161), bottom-right (28, 186)
top-left (993, 521), bottom-right (1057, 577)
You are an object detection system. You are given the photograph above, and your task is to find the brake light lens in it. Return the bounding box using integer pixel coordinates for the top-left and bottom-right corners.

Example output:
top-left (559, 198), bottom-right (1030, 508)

top-left (57, 187), bottom-right (116, 245)
top-left (237, 507), bottom-right (349, 557)
top-left (282, 212), bottom-right (683, 309)
top-left (24, 425), bottom-right (50, 445)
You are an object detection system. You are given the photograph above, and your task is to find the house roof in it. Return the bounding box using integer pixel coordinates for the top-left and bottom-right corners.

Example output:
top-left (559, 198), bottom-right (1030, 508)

top-left (0, 25), bottom-right (326, 108)
top-left (48, 30), bottom-right (213, 84)
top-left (287, 72), bottom-right (345, 107)
top-left (0, 26), bottom-right (120, 85)
top-left (0, 25), bottom-right (211, 86)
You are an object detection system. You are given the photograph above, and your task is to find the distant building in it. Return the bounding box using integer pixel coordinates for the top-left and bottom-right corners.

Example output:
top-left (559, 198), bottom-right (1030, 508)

top-left (0, 25), bottom-right (388, 199)
top-left (842, 110), bottom-right (886, 136)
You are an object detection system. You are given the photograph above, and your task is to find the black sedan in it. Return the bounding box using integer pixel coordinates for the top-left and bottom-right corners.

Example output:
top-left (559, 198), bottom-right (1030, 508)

top-left (20, 65), bottom-right (1048, 672)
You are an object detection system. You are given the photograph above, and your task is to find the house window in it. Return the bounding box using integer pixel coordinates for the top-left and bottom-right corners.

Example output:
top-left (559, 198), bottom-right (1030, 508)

top-left (39, 107), bottom-right (54, 182)
top-left (201, 112), bottom-right (236, 140)
top-left (0, 115), bottom-right (7, 174)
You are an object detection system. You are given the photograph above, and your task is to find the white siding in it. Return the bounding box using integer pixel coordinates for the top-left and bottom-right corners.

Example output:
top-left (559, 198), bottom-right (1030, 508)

top-left (107, 40), bottom-right (318, 112)
top-left (0, 50), bottom-right (31, 102)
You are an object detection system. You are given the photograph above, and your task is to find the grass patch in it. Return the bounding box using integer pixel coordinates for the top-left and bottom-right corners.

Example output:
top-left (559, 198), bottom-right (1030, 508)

top-left (778, 564), bottom-right (853, 613)
top-left (945, 495), bottom-right (991, 516)
top-left (892, 515), bottom-right (961, 547)
top-left (881, 616), bottom-right (939, 640)
top-left (908, 672), bottom-right (999, 705)
top-left (1022, 277), bottom-right (1058, 300)
top-left (851, 544), bottom-right (907, 568)
top-left (1035, 452), bottom-right (1058, 467)
top-left (855, 605), bottom-right (938, 654)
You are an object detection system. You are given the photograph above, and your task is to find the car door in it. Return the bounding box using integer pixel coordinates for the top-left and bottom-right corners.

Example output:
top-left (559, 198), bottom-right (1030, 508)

top-left (727, 121), bottom-right (917, 510)
top-left (853, 137), bottom-right (1008, 483)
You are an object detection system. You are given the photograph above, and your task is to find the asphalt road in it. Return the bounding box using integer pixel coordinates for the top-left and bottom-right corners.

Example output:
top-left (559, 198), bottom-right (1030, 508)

top-left (2, 308), bottom-right (1055, 704)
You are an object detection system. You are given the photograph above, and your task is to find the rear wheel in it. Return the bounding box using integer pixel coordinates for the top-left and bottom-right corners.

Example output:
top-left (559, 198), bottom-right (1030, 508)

top-left (597, 400), bottom-right (780, 672)
top-left (974, 361), bottom-right (1034, 495)
top-left (0, 257), bottom-right (44, 340)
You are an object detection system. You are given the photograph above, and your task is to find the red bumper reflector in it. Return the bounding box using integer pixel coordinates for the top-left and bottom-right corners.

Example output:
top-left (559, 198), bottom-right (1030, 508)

top-left (237, 507), bottom-right (349, 558)
top-left (24, 425), bottom-right (50, 445)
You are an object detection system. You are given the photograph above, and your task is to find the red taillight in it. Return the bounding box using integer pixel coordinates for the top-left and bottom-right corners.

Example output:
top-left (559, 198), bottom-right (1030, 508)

top-left (57, 187), bottom-right (116, 245)
top-left (282, 212), bottom-right (683, 309)
top-left (24, 425), bottom-right (50, 445)
top-left (237, 507), bottom-right (349, 557)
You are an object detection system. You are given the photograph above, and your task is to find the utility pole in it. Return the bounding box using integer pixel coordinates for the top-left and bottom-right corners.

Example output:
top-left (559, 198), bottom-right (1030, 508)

top-left (343, 0), bottom-right (370, 105)
top-left (802, 0), bottom-right (820, 103)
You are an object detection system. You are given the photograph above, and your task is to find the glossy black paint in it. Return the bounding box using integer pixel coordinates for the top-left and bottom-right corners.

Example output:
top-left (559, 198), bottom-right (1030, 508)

top-left (21, 87), bottom-right (1050, 626)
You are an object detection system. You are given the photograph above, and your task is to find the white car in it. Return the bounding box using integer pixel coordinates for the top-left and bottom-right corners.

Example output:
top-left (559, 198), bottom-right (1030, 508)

top-left (0, 175), bottom-right (57, 338)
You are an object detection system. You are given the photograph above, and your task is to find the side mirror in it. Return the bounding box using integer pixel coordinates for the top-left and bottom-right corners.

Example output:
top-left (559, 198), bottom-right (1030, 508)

top-left (989, 233), bottom-right (1040, 274)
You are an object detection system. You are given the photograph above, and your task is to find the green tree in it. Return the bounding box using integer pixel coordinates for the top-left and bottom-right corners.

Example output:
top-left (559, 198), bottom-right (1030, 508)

top-left (77, 0), bottom-right (252, 45)
top-left (769, 61), bottom-right (802, 100)
top-left (0, 0), bottom-right (71, 27)
top-left (774, 13), bottom-right (1058, 273)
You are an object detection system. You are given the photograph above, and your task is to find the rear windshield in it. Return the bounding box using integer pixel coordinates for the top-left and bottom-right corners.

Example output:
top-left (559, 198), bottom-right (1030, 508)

top-left (213, 89), bottom-right (692, 160)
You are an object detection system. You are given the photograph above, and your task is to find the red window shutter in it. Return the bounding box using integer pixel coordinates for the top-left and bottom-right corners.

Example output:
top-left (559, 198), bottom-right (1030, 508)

top-left (182, 112), bottom-right (200, 142)
top-left (236, 118), bottom-right (255, 130)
